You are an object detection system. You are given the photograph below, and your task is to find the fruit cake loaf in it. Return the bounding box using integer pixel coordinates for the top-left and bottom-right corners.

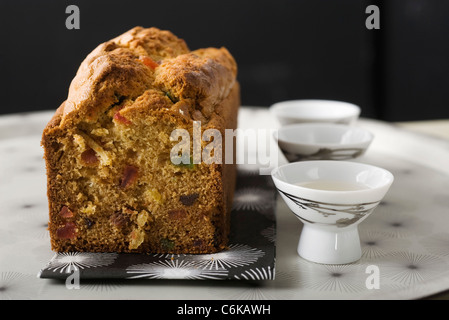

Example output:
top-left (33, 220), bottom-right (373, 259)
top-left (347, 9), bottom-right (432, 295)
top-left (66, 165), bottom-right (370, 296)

top-left (41, 27), bottom-right (239, 254)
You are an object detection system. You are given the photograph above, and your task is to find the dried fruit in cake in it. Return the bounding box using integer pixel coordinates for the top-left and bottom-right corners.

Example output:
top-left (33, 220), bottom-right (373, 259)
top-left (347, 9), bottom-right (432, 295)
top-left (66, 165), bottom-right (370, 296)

top-left (41, 26), bottom-right (239, 254)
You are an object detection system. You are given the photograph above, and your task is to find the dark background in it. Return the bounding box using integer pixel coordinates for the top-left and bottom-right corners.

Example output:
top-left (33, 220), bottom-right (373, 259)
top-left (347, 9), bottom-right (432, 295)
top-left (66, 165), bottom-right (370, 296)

top-left (0, 0), bottom-right (448, 121)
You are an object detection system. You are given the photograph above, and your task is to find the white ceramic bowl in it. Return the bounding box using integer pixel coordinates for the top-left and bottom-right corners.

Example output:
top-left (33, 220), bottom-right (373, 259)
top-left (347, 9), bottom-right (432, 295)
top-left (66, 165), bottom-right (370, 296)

top-left (270, 99), bottom-right (361, 126)
top-left (271, 160), bottom-right (394, 264)
top-left (275, 123), bottom-right (374, 161)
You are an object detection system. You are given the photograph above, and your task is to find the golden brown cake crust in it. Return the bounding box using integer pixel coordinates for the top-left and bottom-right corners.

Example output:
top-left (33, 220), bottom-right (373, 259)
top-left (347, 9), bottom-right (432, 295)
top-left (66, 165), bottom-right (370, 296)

top-left (59, 26), bottom-right (236, 125)
top-left (42, 26), bottom-right (239, 254)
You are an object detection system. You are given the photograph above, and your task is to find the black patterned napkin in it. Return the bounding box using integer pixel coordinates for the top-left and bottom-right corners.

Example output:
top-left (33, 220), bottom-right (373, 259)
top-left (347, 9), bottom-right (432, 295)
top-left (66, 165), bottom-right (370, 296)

top-left (38, 167), bottom-right (276, 280)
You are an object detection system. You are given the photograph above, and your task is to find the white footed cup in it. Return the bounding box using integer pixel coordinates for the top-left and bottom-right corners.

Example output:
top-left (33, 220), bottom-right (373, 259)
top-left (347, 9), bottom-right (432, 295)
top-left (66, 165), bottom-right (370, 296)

top-left (271, 160), bottom-right (394, 264)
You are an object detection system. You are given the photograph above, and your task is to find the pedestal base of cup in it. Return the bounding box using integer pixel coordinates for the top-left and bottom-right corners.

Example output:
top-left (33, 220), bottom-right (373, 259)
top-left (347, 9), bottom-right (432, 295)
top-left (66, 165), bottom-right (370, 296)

top-left (297, 224), bottom-right (362, 264)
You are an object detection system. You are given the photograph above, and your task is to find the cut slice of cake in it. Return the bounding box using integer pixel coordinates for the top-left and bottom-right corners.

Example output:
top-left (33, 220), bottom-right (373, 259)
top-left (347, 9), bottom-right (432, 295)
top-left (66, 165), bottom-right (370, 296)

top-left (41, 27), bottom-right (239, 253)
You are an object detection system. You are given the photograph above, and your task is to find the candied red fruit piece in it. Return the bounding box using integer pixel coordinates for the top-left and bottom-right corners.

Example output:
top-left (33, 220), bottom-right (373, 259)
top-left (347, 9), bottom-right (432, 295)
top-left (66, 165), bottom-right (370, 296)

top-left (113, 109), bottom-right (131, 125)
top-left (56, 222), bottom-right (77, 239)
top-left (120, 165), bottom-right (139, 188)
top-left (59, 206), bottom-right (74, 218)
top-left (81, 148), bottom-right (99, 165)
top-left (139, 56), bottom-right (159, 70)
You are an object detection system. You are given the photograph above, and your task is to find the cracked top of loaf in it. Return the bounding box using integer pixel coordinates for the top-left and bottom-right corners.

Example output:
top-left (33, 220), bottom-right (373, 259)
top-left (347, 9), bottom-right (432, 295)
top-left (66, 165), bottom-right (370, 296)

top-left (55, 26), bottom-right (238, 128)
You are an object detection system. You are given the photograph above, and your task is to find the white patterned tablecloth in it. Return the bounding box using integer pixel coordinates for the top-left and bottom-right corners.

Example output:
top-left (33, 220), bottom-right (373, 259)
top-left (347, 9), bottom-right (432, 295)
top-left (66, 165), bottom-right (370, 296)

top-left (1, 107), bottom-right (449, 300)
